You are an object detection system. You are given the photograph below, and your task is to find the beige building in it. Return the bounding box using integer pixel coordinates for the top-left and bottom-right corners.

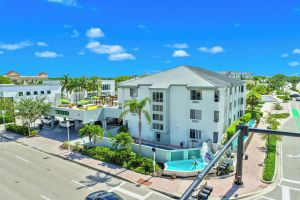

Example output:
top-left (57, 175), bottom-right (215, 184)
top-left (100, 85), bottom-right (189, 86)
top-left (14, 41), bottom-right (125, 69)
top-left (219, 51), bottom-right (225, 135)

top-left (4, 70), bottom-right (48, 84)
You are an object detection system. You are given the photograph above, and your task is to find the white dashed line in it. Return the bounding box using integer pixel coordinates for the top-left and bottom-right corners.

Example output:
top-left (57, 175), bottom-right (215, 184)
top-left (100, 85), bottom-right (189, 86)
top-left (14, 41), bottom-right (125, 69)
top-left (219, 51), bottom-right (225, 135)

top-left (71, 180), bottom-right (93, 190)
top-left (40, 195), bottom-right (50, 200)
top-left (281, 178), bottom-right (300, 185)
top-left (108, 181), bottom-right (126, 192)
top-left (16, 155), bottom-right (29, 163)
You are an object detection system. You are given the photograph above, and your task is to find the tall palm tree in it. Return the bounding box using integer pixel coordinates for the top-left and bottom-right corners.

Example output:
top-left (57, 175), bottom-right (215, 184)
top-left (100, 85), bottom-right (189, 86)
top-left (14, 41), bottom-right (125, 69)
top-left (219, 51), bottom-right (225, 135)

top-left (89, 76), bottom-right (102, 96)
top-left (119, 98), bottom-right (151, 153)
top-left (69, 78), bottom-right (80, 104)
top-left (60, 74), bottom-right (70, 98)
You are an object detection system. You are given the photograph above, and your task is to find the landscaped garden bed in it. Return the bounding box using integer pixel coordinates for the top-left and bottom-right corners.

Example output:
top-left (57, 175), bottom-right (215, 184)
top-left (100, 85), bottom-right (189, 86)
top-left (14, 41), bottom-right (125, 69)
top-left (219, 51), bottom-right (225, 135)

top-left (5, 124), bottom-right (38, 136)
top-left (262, 135), bottom-right (278, 181)
top-left (271, 113), bottom-right (290, 119)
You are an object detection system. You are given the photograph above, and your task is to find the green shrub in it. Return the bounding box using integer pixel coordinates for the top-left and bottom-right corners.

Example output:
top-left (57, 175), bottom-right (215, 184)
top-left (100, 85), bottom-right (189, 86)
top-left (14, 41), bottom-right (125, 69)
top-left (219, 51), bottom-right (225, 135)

top-left (118, 125), bottom-right (129, 133)
top-left (271, 113), bottom-right (290, 119)
top-left (5, 124), bottom-right (36, 136)
top-left (262, 135), bottom-right (278, 181)
top-left (240, 113), bottom-right (252, 123)
top-left (0, 115), bottom-right (14, 124)
top-left (82, 146), bottom-right (161, 175)
top-left (277, 95), bottom-right (291, 101)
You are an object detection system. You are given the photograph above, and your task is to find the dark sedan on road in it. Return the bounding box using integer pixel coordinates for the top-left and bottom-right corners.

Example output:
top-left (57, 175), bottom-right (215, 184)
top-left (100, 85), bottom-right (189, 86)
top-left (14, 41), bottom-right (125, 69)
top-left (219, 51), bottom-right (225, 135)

top-left (86, 191), bottom-right (123, 200)
top-left (289, 93), bottom-right (300, 98)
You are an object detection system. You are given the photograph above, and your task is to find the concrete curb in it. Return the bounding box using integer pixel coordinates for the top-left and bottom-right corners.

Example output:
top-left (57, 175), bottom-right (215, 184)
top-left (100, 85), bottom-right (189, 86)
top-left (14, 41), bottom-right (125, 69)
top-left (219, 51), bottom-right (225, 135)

top-left (0, 133), bottom-right (179, 199)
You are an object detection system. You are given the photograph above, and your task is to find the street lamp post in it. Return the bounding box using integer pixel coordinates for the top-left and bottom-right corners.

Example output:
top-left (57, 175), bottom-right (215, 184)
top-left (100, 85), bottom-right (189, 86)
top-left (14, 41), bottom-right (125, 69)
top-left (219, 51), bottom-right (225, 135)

top-left (2, 110), bottom-right (5, 132)
top-left (66, 118), bottom-right (70, 152)
top-left (152, 147), bottom-right (156, 176)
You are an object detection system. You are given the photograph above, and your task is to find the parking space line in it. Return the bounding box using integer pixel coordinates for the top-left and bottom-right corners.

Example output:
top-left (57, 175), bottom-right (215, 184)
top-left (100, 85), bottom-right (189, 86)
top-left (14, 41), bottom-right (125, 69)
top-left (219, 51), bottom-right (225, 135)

top-left (143, 191), bottom-right (153, 200)
top-left (16, 155), bottom-right (29, 163)
top-left (108, 181), bottom-right (126, 192)
top-left (114, 187), bottom-right (145, 200)
top-left (40, 195), bottom-right (50, 200)
top-left (71, 180), bottom-right (93, 190)
top-left (282, 186), bottom-right (290, 200)
top-left (254, 196), bottom-right (276, 200)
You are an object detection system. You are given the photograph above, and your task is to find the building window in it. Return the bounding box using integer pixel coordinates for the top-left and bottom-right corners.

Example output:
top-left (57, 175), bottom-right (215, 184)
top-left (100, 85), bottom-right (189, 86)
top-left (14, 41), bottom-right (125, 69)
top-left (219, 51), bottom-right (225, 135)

top-left (213, 132), bottom-right (218, 143)
top-left (26, 91), bottom-right (31, 96)
top-left (214, 111), bottom-right (219, 122)
top-left (47, 90), bottom-right (51, 94)
top-left (153, 92), bottom-right (163, 102)
top-left (153, 123), bottom-right (163, 130)
top-left (240, 97), bottom-right (244, 105)
top-left (153, 114), bottom-right (163, 121)
top-left (190, 109), bottom-right (201, 120)
top-left (18, 92), bottom-right (23, 96)
top-left (241, 85), bottom-right (244, 92)
top-left (34, 91), bottom-right (38, 95)
top-left (190, 129), bottom-right (201, 139)
top-left (214, 90), bottom-right (220, 102)
top-left (130, 88), bottom-right (138, 97)
top-left (235, 86), bottom-right (237, 93)
top-left (234, 100), bottom-right (237, 107)
top-left (230, 87), bottom-right (232, 95)
top-left (102, 84), bottom-right (111, 91)
top-left (228, 118), bottom-right (231, 126)
top-left (153, 105), bottom-right (163, 112)
top-left (229, 103), bottom-right (232, 111)
top-left (156, 132), bottom-right (161, 142)
top-left (41, 91), bottom-right (45, 95)
top-left (190, 90), bottom-right (202, 100)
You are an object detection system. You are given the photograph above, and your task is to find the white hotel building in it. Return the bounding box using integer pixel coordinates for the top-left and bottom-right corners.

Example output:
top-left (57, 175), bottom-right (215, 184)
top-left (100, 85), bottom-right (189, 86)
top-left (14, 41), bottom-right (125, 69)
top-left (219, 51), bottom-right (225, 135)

top-left (118, 66), bottom-right (246, 148)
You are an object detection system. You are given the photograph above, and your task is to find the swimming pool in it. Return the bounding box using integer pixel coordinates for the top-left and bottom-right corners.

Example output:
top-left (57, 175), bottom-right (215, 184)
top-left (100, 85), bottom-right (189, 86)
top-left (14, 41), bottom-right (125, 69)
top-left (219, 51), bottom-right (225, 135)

top-left (165, 158), bottom-right (207, 172)
top-left (231, 119), bottom-right (256, 150)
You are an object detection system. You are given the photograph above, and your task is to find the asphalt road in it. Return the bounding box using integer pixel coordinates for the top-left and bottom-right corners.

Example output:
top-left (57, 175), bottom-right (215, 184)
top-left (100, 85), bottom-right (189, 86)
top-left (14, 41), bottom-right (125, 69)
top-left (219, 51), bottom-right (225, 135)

top-left (0, 137), bottom-right (173, 200)
top-left (254, 100), bottom-right (300, 200)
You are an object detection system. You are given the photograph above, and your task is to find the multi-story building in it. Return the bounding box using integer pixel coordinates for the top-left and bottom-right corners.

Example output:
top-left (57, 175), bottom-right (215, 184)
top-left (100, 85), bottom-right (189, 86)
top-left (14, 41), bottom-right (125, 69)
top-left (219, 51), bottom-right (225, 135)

top-left (219, 71), bottom-right (252, 80)
top-left (0, 83), bottom-right (61, 103)
top-left (118, 66), bottom-right (246, 147)
top-left (4, 70), bottom-right (49, 84)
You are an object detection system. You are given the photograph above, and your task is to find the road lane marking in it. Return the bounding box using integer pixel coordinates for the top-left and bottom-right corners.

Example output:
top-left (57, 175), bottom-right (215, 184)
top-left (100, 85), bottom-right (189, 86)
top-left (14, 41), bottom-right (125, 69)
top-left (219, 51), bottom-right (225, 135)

top-left (71, 180), bottom-right (93, 190)
top-left (254, 196), bottom-right (276, 200)
top-left (281, 178), bottom-right (300, 185)
top-left (282, 186), bottom-right (290, 200)
top-left (16, 156), bottom-right (29, 163)
top-left (108, 182), bottom-right (126, 192)
top-left (143, 191), bottom-right (154, 199)
top-left (40, 195), bottom-right (50, 200)
top-left (114, 187), bottom-right (145, 200)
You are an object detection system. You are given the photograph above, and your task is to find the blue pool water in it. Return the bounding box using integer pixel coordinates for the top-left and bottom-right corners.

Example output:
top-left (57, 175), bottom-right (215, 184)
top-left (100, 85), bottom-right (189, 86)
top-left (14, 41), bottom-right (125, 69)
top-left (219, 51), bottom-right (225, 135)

top-left (231, 119), bottom-right (256, 150)
top-left (165, 158), bottom-right (207, 171)
top-left (164, 119), bottom-right (257, 172)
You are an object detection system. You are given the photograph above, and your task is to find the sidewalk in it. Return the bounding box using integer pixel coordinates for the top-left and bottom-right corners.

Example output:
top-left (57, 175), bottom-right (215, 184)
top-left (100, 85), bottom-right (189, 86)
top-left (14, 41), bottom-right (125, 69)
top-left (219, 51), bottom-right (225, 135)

top-left (0, 131), bottom-right (192, 198)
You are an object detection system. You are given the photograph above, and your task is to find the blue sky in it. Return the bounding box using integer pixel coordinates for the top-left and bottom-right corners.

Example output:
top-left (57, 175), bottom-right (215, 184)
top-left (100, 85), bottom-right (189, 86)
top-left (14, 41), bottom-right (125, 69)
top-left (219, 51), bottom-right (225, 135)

top-left (0, 0), bottom-right (300, 77)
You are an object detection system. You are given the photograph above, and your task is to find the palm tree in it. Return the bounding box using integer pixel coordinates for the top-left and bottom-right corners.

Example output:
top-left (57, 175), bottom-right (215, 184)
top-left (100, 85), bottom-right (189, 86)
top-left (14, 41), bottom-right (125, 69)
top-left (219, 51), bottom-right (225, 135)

top-left (79, 124), bottom-right (104, 146)
top-left (69, 78), bottom-right (80, 104)
top-left (88, 76), bottom-right (102, 96)
top-left (60, 74), bottom-right (70, 98)
top-left (112, 132), bottom-right (133, 150)
top-left (119, 98), bottom-right (151, 153)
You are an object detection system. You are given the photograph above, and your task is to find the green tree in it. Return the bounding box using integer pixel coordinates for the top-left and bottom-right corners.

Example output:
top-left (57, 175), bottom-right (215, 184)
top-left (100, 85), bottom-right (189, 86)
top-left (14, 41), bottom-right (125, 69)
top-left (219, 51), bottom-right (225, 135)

top-left (0, 76), bottom-right (12, 84)
top-left (253, 84), bottom-right (268, 95)
top-left (0, 98), bottom-right (16, 122)
top-left (273, 102), bottom-right (283, 113)
top-left (268, 74), bottom-right (286, 90)
top-left (112, 132), bottom-right (133, 150)
top-left (88, 76), bottom-right (102, 96)
top-left (16, 97), bottom-right (51, 135)
top-left (79, 124), bottom-right (104, 146)
top-left (119, 98), bottom-right (151, 153)
top-left (246, 91), bottom-right (262, 117)
top-left (287, 76), bottom-right (300, 91)
top-left (60, 74), bottom-right (70, 98)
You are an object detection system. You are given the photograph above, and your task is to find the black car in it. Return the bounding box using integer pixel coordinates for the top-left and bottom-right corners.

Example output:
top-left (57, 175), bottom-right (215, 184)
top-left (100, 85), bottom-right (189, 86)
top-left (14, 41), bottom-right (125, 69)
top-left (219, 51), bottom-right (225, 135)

top-left (289, 93), bottom-right (300, 98)
top-left (86, 191), bottom-right (123, 200)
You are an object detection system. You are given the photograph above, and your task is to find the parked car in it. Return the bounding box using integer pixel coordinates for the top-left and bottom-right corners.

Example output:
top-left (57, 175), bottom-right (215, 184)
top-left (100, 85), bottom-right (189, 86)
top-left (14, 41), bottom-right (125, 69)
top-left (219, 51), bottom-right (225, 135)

top-left (296, 97), bottom-right (300, 101)
top-left (59, 120), bottom-right (75, 128)
top-left (289, 93), bottom-right (300, 98)
top-left (86, 191), bottom-right (123, 200)
top-left (41, 116), bottom-right (59, 126)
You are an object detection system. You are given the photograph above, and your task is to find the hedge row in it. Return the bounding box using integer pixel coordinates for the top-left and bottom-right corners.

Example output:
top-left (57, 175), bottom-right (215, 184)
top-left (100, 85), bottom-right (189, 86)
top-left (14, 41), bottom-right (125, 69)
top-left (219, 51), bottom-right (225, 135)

top-left (5, 124), bottom-right (38, 136)
top-left (82, 146), bottom-right (161, 175)
top-left (271, 113), bottom-right (290, 119)
top-left (262, 135), bottom-right (277, 181)
top-left (0, 115), bottom-right (14, 124)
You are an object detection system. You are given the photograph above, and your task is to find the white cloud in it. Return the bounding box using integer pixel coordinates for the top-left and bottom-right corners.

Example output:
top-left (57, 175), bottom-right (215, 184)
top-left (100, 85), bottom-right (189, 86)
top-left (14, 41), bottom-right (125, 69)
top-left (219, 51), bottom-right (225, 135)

top-left (109, 53), bottom-right (135, 61)
top-left (71, 29), bottom-right (79, 38)
top-left (86, 27), bottom-right (104, 38)
top-left (198, 46), bottom-right (224, 54)
top-left (288, 61), bottom-right (299, 67)
top-left (0, 51), bottom-right (3, 54)
top-left (281, 53), bottom-right (289, 58)
top-left (0, 40), bottom-right (32, 51)
top-left (35, 51), bottom-right (62, 58)
top-left (165, 43), bottom-right (188, 49)
top-left (292, 48), bottom-right (300, 54)
top-left (137, 24), bottom-right (149, 33)
top-left (37, 41), bottom-right (48, 47)
top-left (46, 0), bottom-right (78, 7)
top-left (172, 50), bottom-right (190, 57)
top-left (85, 41), bottom-right (124, 54)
